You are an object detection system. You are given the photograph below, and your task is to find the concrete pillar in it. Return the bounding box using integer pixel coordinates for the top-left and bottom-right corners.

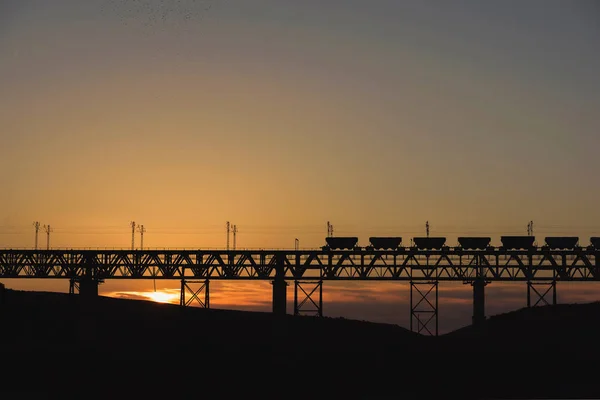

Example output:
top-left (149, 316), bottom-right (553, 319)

top-left (272, 279), bottom-right (287, 315)
top-left (0, 281), bottom-right (5, 306)
top-left (272, 253), bottom-right (287, 315)
top-left (472, 278), bottom-right (486, 326)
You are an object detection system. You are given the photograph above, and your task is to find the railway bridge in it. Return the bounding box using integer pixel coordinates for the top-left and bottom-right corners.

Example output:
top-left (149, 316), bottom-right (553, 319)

top-left (1, 235), bottom-right (599, 335)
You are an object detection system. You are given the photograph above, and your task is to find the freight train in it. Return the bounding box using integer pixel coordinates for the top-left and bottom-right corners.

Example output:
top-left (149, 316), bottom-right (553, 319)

top-left (320, 236), bottom-right (600, 251)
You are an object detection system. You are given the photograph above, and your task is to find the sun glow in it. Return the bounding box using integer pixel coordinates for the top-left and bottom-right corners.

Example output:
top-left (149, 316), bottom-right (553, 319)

top-left (141, 290), bottom-right (180, 304)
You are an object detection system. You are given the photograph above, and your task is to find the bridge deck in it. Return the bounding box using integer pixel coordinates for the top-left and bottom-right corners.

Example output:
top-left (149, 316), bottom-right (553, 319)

top-left (0, 248), bottom-right (598, 281)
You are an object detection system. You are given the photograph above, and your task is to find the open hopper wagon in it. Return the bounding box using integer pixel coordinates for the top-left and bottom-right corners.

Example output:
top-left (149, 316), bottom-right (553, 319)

top-left (458, 237), bottom-right (491, 250)
top-left (500, 236), bottom-right (535, 249)
top-left (324, 237), bottom-right (359, 250)
top-left (369, 237), bottom-right (402, 250)
top-left (544, 237), bottom-right (579, 249)
top-left (413, 237), bottom-right (446, 249)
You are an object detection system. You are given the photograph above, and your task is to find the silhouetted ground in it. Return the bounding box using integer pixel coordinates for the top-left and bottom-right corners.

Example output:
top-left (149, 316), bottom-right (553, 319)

top-left (1, 289), bottom-right (599, 399)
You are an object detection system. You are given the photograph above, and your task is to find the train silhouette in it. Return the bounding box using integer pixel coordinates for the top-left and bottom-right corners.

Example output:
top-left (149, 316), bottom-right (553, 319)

top-left (320, 236), bottom-right (600, 251)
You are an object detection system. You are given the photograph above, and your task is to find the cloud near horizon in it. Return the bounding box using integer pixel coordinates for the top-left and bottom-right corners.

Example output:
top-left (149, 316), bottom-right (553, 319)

top-left (3, 276), bottom-right (598, 333)
top-left (99, 280), bottom-right (600, 334)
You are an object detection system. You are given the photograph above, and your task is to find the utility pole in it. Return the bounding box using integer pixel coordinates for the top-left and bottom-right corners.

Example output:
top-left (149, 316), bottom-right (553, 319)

top-left (138, 224), bottom-right (146, 250)
top-left (226, 221), bottom-right (230, 250)
top-left (232, 224), bottom-right (237, 250)
top-left (136, 224), bottom-right (152, 291)
top-left (527, 220), bottom-right (534, 236)
top-left (33, 221), bottom-right (41, 249)
top-left (426, 221), bottom-right (430, 238)
top-left (43, 224), bottom-right (52, 250)
top-left (295, 238), bottom-right (299, 251)
top-left (130, 221), bottom-right (136, 250)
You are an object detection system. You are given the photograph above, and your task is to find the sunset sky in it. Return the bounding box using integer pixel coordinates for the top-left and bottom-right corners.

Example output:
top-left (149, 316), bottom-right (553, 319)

top-left (1, 0), bottom-right (599, 332)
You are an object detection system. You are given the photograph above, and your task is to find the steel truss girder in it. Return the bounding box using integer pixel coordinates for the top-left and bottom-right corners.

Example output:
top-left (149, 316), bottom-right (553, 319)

top-left (294, 280), bottom-right (323, 317)
top-left (527, 280), bottom-right (557, 307)
top-left (180, 279), bottom-right (209, 308)
top-left (410, 281), bottom-right (438, 336)
top-left (0, 249), bottom-right (598, 281)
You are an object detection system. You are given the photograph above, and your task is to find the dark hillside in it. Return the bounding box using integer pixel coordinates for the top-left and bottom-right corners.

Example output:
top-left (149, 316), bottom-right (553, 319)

top-left (1, 289), bottom-right (599, 399)
top-left (434, 302), bottom-right (600, 398)
top-left (446, 301), bottom-right (600, 347)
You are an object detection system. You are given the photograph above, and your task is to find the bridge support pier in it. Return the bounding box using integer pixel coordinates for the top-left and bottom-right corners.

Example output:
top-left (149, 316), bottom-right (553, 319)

top-left (271, 279), bottom-right (288, 315)
top-left (410, 281), bottom-right (438, 336)
top-left (294, 280), bottom-right (322, 317)
top-left (271, 253), bottom-right (288, 315)
top-left (69, 278), bottom-right (79, 295)
top-left (0, 282), bottom-right (5, 307)
top-left (472, 278), bottom-right (487, 326)
top-left (69, 278), bottom-right (101, 298)
top-left (527, 280), bottom-right (556, 307)
top-left (180, 279), bottom-right (209, 308)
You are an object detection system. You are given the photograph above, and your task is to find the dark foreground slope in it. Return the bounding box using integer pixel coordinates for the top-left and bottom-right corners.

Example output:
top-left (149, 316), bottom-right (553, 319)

top-left (1, 290), bottom-right (600, 399)
top-left (438, 303), bottom-right (600, 399)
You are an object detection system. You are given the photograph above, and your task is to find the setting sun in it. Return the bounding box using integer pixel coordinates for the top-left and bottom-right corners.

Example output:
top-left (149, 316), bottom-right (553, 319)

top-left (141, 290), bottom-right (180, 304)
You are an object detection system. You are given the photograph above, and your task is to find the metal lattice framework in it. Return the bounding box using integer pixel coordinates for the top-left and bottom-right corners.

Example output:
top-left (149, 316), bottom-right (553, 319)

top-left (1, 247), bottom-right (598, 335)
top-left (1, 248), bottom-right (597, 280)
top-left (410, 281), bottom-right (438, 336)
top-left (294, 280), bottom-right (323, 317)
top-left (180, 279), bottom-right (209, 308)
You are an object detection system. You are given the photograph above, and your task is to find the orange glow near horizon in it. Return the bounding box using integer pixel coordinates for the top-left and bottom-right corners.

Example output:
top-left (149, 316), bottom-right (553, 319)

top-left (3, 278), bottom-right (600, 334)
top-left (102, 281), bottom-right (600, 311)
top-left (109, 289), bottom-right (181, 305)
top-left (143, 290), bottom-right (180, 304)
